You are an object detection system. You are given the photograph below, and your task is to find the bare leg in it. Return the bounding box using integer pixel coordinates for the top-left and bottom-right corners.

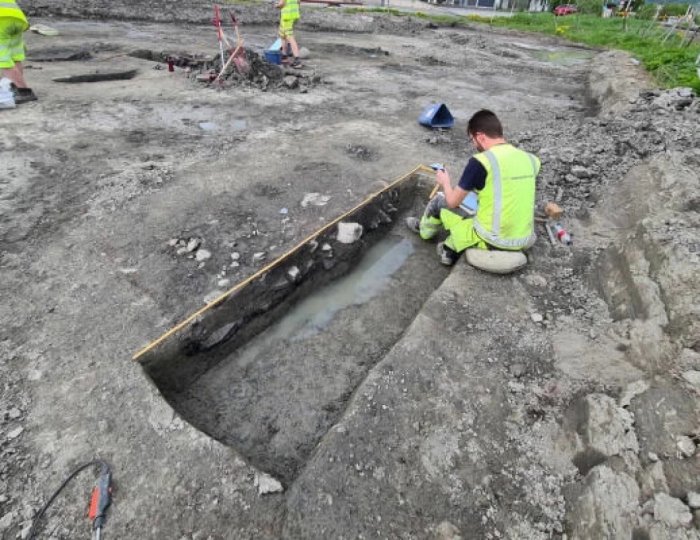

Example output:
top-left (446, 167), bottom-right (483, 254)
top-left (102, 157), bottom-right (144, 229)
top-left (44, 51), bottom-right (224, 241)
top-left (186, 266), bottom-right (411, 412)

top-left (1, 62), bottom-right (28, 88)
top-left (287, 36), bottom-right (300, 58)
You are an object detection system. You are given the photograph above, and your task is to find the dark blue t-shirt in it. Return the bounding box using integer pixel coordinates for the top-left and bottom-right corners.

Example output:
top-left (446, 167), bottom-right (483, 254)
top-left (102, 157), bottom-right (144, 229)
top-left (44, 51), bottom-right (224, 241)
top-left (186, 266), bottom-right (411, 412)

top-left (458, 158), bottom-right (487, 192)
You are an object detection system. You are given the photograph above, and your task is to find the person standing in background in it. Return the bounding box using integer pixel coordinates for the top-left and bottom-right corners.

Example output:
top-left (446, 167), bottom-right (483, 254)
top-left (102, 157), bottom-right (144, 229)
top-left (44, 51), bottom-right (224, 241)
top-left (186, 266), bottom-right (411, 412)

top-left (0, 0), bottom-right (37, 103)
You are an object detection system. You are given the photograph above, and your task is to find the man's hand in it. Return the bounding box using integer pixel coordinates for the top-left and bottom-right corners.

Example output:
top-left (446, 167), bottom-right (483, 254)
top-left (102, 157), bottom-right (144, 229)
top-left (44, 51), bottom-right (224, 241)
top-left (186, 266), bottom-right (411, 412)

top-left (435, 168), bottom-right (451, 188)
top-left (276, 0), bottom-right (285, 8)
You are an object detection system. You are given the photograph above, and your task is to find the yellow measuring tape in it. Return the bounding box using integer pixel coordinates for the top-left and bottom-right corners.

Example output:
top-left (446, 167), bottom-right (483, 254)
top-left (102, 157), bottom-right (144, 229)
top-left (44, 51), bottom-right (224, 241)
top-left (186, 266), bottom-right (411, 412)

top-left (132, 164), bottom-right (434, 361)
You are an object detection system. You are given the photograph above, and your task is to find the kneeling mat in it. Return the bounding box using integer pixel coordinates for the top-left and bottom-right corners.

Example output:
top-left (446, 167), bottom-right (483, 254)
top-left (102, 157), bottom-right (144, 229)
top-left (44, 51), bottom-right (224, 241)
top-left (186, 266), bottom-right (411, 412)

top-left (464, 249), bottom-right (527, 274)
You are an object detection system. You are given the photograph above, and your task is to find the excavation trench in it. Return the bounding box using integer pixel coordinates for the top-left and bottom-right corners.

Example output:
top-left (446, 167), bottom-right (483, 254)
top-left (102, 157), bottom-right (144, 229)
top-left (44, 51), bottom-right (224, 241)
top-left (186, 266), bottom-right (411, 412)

top-left (138, 171), bottom-right (450, 483)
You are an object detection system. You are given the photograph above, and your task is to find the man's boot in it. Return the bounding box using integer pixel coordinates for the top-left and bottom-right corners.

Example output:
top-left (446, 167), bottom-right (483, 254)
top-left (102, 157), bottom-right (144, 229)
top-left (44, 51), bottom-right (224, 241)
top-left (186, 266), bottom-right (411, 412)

top-left (436, 242), bottom-right (460, 266)
top-left (405, 217), bottom-right (420, 234)
top-left (11, 85), bottom-right (38, 104)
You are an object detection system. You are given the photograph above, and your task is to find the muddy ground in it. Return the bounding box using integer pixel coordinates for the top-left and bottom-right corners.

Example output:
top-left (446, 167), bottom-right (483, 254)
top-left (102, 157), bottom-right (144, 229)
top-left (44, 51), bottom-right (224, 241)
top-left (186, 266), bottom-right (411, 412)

top-left (1, 3), bottom-right (699, 539)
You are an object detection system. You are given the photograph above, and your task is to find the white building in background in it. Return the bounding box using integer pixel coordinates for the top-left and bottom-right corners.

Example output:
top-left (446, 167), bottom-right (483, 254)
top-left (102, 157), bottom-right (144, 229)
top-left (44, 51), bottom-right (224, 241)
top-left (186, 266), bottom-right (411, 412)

top-left (428, 0), bottom-right (548, 11)
top-left (494, 0), bottom-right (549, 10)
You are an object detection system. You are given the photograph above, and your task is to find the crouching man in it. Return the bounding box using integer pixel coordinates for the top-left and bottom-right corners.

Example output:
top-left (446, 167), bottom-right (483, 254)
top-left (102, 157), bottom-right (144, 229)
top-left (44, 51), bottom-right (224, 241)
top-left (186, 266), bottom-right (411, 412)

top-left (407, 109), bottom-right (539, 265)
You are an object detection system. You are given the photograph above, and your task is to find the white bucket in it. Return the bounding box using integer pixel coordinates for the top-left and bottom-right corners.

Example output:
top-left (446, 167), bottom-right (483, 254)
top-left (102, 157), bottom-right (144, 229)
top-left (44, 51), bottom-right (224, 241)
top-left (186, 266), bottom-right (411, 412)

top-left (0, 78), bottom-right (16, 109)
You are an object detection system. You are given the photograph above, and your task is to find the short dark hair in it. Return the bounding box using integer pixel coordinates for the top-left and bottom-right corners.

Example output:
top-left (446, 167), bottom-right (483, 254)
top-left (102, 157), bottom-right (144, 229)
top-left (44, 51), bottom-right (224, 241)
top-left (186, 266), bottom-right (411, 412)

top-left (467, 109), bottom-right (503, 138)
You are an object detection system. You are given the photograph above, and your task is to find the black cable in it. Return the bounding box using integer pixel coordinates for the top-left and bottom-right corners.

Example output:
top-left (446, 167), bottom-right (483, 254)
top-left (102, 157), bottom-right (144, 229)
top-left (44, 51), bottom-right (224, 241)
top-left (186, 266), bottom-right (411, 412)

top-left (27, 459), bottom-right (110, 540)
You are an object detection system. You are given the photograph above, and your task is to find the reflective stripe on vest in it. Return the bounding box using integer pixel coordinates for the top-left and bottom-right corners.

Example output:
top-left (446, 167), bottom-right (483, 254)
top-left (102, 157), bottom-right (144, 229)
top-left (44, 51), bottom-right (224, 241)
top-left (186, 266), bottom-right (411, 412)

top-left (472, 145), bottom-right (539, 250)
top-left (0, 0), bottom-right (28, 27)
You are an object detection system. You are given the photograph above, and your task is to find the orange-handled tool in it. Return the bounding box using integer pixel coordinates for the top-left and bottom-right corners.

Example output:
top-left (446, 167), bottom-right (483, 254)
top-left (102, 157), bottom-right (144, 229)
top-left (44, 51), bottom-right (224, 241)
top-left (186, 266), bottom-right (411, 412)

top-left (88, 463), bottom-right (112, 540)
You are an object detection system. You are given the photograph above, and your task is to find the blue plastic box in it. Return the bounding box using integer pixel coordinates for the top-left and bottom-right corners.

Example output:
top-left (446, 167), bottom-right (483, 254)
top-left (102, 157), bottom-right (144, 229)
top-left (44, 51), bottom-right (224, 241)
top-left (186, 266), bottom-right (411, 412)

top-left (264, 50), bottom-right (282, 65)
top-left (419, 103), bottom-right (455, 129)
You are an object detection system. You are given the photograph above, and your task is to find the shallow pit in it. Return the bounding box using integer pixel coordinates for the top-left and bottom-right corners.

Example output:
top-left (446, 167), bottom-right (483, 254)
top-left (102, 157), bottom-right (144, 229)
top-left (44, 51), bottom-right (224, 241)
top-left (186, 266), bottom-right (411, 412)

top-left (138, 172), bottom-right (450, 482)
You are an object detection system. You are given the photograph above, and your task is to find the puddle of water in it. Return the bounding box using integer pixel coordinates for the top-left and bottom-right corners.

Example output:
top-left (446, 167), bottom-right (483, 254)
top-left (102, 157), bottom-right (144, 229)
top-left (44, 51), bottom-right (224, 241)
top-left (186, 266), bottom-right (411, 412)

top-left (531, 50), bottom-right (595, 66)
top-left (198, 121), bottom-right (219, 131)
top-left (235, 236), bottom-right (414, 369)
top-left (272, 236), bottom-right (413, 342)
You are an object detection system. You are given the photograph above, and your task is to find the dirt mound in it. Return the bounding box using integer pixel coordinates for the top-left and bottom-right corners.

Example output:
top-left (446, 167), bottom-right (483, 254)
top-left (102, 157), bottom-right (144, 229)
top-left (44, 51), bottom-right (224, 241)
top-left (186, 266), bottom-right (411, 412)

top-left (129, 47), bottom-right (319, 92)
top-left (202, 48), bottom-right (320, 92)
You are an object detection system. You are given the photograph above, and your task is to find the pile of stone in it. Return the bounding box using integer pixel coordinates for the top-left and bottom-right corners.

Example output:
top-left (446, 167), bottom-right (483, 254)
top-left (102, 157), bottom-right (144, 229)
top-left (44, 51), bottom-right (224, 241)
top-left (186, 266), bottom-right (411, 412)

top-left (513, 87), bottom-right (699, 218)
top-left (167, 236), bottom-right (211, 264)
top-left (200, 48), bottom-right (320, 92)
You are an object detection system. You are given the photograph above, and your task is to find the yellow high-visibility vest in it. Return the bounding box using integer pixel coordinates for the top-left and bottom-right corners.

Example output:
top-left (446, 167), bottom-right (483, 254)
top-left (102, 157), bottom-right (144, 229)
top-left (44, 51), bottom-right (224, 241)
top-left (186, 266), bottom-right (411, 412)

top-left (472, 144), bottom-right (539, 250)
top-left (0, 0), bottom-right (29, 29)
top-left (281, 0), bottom-right (300, 20)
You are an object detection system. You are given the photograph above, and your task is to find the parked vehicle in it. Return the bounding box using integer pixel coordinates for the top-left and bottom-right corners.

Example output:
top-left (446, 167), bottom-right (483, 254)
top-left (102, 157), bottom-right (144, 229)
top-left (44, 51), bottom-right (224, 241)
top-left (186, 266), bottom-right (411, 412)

top-left (553, 4), bottom-right (578, 15)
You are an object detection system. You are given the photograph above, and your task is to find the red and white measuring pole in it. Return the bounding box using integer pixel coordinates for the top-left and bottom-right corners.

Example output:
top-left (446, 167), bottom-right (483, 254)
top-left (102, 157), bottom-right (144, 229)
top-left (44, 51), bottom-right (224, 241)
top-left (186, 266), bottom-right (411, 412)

top-left (212, 4), bottom-right (226, 66)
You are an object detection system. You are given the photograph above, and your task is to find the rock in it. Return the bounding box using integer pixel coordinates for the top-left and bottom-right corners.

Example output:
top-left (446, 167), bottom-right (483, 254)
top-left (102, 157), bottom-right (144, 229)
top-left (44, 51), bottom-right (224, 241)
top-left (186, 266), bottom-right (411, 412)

top-left (508, 381), bottom-right (525, 393)
top-left (582, 394), bottom-right (638, 458)
top-left (301, 193), bottom-right (330, 208)
top-left (8, 408), bottom-right (21, 419)
top-left (569, 466), bottom-right (640, 540)
top-left (298, 46), bottom-right (311, 59)
top-left (464, 249), bottom-right (527, 274)
top-left (679, 349), bottom-right (700, 370)
top-left (687, 492), bottom-right (700, 509)
top-left (167, 238), bottom-right (178, 246)
top-left (377, 209), bottom-right (392, 224)
top-left (0, 512), bottom-right (15, 531)
top-left (321, 243), bottom-right (332, 252)
top-left (186, 238), bottom-right (201, 252)
top-left (7, 426), bottom-right (23, 439)
top-left (648, 452), bottom-right (659, 462)
top-left (254, 472), bottom-right (284, 495)
top-left (435, 520), bottom-right (462, 539)
top-left (523, 273), bottom-right (547, 288)
top-left (676, 436), bottom-right (696, 458)
top-left (571, 165), bottom-right (593, 179)
top-left (530, 313), bottom-right (543, 323)
top-left (283, 75), bottom-right (298, 89)
top-left (619, 380), bottom-right (650, 408)
top-left (336, 222), bottom-right (363, 244)
top-left (287, 265), bottom-right (301, 283)
top-left (653, 493), bottom-right (693, 528)
top-left (279, 207), bottom-right (288, 214)
top-left (252, 252), bottom-right (266, 263)
top-left (202, 322), bottom-right (238, 349)
top-left (176, 247), bottom-right (188, 256)
top-left (203, 290), bottom-right (223, 304)
top-left (639, 461), bottom-right (669, 499)
top-left (681, 370), bottom-right (700, 388)
top-left (510, 363), bottom-right (525, 378)
top-left (217, 278), bottom-right (230, 288)
top-left (20, 523), bottom-right (31, 539)
top-left (231, 252), bottom-right (240, 261)
top-left (195, 249), bottom-right (211, 262)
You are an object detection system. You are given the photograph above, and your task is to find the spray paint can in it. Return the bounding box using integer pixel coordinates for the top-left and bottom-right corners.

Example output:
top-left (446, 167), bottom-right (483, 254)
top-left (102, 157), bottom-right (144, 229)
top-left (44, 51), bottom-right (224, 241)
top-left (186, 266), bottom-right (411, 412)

top-left (552, 222), bottom-right (572, 245)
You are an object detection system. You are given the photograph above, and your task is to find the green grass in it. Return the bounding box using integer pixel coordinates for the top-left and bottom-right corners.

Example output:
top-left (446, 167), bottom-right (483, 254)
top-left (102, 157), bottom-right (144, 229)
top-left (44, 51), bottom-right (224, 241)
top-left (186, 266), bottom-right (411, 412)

top-left (344, 8), bottom-right (700, 92)
top-left (483, 13), bottom-right (700, 92)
